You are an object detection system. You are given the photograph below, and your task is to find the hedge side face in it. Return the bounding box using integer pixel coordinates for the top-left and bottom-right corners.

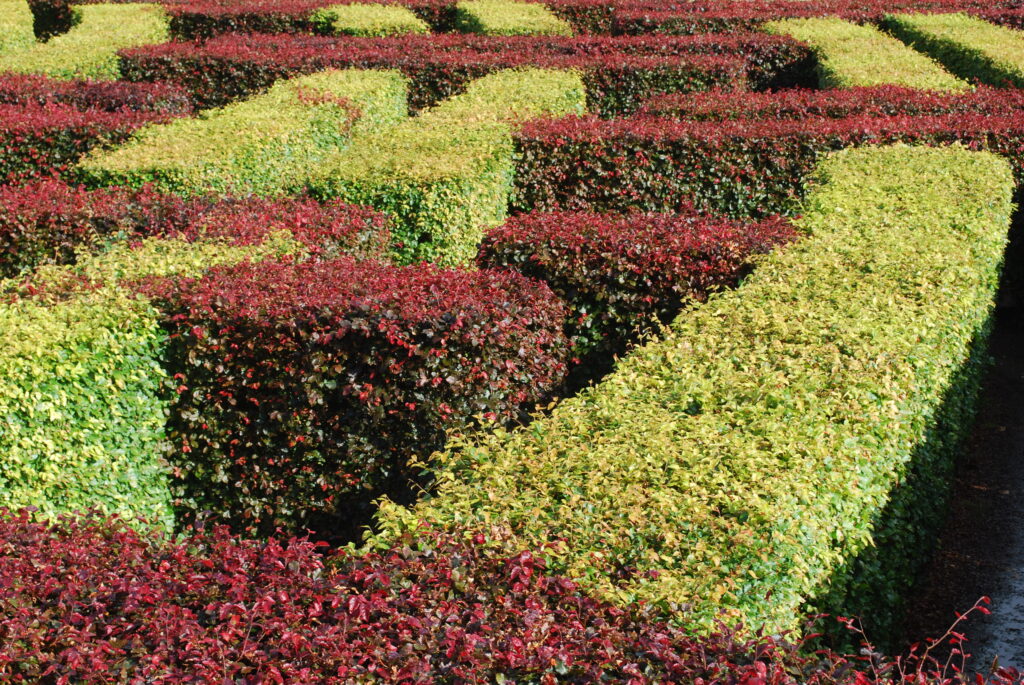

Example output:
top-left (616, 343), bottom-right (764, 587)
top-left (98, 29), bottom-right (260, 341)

top-left (763, 16), bottom-right (969, 90)
top-left (0, 3), bottom-right (169, 80)
top-left (376, 144), bottom-right (1014, 634)
top-left (0, 0), bottom-right (34, 54)
top-left (307, 67), bottom-right (586, 266)
top-left (455, 0), bottom-right (574, 36)
top-left (313, 3), bottom-right (431, 35)
top-left (77, 69), bottom-right (409, 197)
top-left (884, 12), bottom-right (1024, 89)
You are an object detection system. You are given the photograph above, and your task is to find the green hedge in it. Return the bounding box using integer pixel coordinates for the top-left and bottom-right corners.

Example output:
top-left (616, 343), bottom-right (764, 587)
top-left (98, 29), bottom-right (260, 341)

top-left (0, 3), bottom-right (168, 80)
top-left (0, 0), bottom-right (34, 55)
top-left (763, 17), bottom-right (969, 90)
top-left (307, 67), bottom-right (585, 265)
top-left (0, 233), bottom-right (302, 530)
top-left (455, 0), bottom-right (572, 36)
top-left (375, 144), bottom-right (1014, 635)
top-left (312, 3), bottom-right (431, 36)
top-left (884, 12), bottom-right (1024, 89)
top-left (77, 69), bottom-right (408, 197)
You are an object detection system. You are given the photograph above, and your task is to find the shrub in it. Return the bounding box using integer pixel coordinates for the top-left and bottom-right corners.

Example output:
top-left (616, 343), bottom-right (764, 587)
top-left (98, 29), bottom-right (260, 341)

top-left (478, 210), bottom-right (797, 357)
top-left (0, 72), bottom-right (193, 114)
top-left (117, 33), bottom-right (752, 114)
top-left (376, 145), bottom-right (1014, 637)
top-left (0, 3), bottom-right (169, 81)
top-left (883, 12), bottom-right (1024, 89)
top-left (307, 67), bottom-right (585, 265)
top-left (763, 16), bottom-right (968, 90)
top-left (0, 0), bottom-right (34, 54)
top-left (454, 0), bottom-right (573, 36)
top-left (0, 179), bottom-right (392, 278)
top-left (77, 69), bottom-right (408, 197)
top-left (26, 0), bottom-right (75, 40)
top-left (312, 2), bottom-right (431, 35)
top-left (139, 256), bottom-right (570, 535)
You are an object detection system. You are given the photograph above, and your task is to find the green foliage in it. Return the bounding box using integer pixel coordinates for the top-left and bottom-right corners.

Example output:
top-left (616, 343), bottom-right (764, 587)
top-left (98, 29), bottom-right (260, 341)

top-left (0, 3), bottom-right (168, 80)
top-left (0, 233), bottom-right (303, 531)
top-left (884, 12), bottom-right (1024, 89)
top-left (77, 69), bottom-right (408, 197)
top-left (312, 3), bottom-right (430, 36)
top-left (763, 17), bottom-right (969, 91)
top-left (455, 0), bottom-right (573, 36)
top-left (307, 67), bottom-right (586, 265)
top-left (374, 144), bottom-right (1014, 635)
top-left (0, 0), bottom-right (34, 55)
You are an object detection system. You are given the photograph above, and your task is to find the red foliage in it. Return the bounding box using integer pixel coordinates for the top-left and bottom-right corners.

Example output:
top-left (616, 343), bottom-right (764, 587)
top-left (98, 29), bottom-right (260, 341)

top-left (0, 73), bottom-right (194, 115)
top-left (0, 180), bottom-right (392, 277)
top-left (137, 257), bottom-right (570, 534)
top-left (478, 210), bottom-right (797, 356)
top-left (117, 33), bottom-right (805, 114)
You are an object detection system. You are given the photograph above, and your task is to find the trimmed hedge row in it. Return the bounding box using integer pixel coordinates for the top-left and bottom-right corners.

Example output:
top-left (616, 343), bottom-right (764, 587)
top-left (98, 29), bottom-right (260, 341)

top-left (313, 2), bottom-right (431, 35)
top-left (0, 3), bottom-right (169, 81)
top-left (0, 179), bottom-right (392, 278)
top-left (77, 69), bottom-right (408, 197)
top-left (641, 84), bottom-right (1024, 120)
top-left (116, 33), bottom-right (788, 114)
top-left (0, 72), bottom-right (193, 114)
top-left (883, 12), bottom-right (1024, 89)
top-left (377, 144), bottom-right (1015, 636)
top-left (0, 0), bottom-right (34, 54)
top-left (478, 210), bottom-right (797, 358)
top-left (762, 16), bottom-right (968, 90)
top-left (454, 0), bottom-right (573, 36)
top-left (307, 67), bottom-right (586, 265)
top-left (512, 111), bottom-right (1024, 218)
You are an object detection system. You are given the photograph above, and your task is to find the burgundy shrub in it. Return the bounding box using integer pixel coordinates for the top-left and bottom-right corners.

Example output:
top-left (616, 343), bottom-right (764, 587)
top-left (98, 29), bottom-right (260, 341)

top-left (478, 210), bottom-right (798, 356)
top-left (137, 257), bottom-right (570, 535)
top-left (0, 73), bottom-right (194, 115)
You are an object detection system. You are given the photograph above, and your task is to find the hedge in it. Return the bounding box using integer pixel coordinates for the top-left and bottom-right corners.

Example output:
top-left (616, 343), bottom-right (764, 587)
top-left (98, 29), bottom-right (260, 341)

top-left (0, 3), bottom-right (169, 81)
top-left (455, 0), bottom-right (573, 36)
top-left (883, 12), bottom-right (1024, 89)
top-left (77, 69), bottom-right (408, 197)
top-left (477, 210), bottom-right (797, 359)
top-left (376, 144), bottom-right (1015, 638)
top-left (0, 0), bottom-right (34, 54)
top-left (512, 111), bottom-right (1024, 218)
top-left (0, 72), bottom-right (193, 114)
top-left (762, 16), bottom-right (968, 90)
top-left (117, 33), bottom-right (754, 114)
top-left (312, 2), bottom-right (431, 35)
top-left (307, 67), bottom-right (585, 265)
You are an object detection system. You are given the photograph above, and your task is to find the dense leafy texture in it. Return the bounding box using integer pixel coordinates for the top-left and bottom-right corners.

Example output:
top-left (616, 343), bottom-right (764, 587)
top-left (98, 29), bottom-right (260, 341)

top-left (77, 69), bottom-right (408, 197)
top-left (763, 16), bottom-right (968, 90)
top-left (0, 0), bottom-right (34, 54)
top-left (139, 256), bottom-right (570, 536)
top-left (455, 0), bottom-right (573, 36)
top-left (884, 12), bottom-right (1024, 89)
top-left (478, 210), bottom-right (797, 357)
top-left (376, 145), bottom-right (1014, 637)
top-left (313, 2), bottom-right (431, 35)
top-left (0, 72), bottom-right (193, 114)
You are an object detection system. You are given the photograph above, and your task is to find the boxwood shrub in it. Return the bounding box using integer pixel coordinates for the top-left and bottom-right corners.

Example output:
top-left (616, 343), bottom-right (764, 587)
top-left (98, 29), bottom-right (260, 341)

top-left (312, 2), bottom-right (431, 35)
top-left (77, 69), bottom-right (408, 197)
top-left (0, 3), bottom-right (169, 81)
top-left (455, 0), bottom-right (573, 36)
top-left (0, 0), bottom-right (34, 54)
top-left (376, 144), bottom-right (1015, 637)
top-left (883, 12), bottom-right (1024, 89)
top-left (763, 16), bottom-right (968, 90)
top-left (307, 67), bottom-right (585, 265)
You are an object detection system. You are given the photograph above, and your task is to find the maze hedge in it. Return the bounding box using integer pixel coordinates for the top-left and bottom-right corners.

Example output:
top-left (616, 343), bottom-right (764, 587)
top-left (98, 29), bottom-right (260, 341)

top-left (454, 0), bottom-right (573, 36)
top-left (0, 72), bottom-right (193, 114)
top-left (0, 0), bottom-right (34, 55)
top-left (312, 2), bottom-right (431, 36)
top-left (884, 12), bottom-right (1024, 89)
top-left (77, 69), bottom-right (408, 196)
top-left (377, 144), bottom-right (1015, 635)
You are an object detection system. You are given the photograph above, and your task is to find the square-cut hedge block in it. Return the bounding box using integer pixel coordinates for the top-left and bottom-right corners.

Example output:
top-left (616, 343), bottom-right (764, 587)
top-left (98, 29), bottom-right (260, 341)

top-left (0, 0), bottom-right (34, 55)
top-left (455, 0), bottom-right (573, 36)
top-left (313, 3), bottom-right (431, 36)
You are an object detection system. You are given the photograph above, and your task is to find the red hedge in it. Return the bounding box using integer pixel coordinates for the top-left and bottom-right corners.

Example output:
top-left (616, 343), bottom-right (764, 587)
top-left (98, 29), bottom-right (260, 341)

top-left (138, 258), bottom-right (570, 535)
top-left (116, 33), bottom-right (809, 114)
top-left (512, 113), bottom-right (1024, 218)
top-left (0, 180), bottom-right (392, 277)
top-left (478, 210), bottom-right (798, 357)
top-left (0, 73), bottom-right (194, 115)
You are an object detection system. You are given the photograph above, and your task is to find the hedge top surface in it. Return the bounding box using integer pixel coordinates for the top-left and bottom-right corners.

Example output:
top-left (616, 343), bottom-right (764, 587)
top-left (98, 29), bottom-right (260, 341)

top-left (0, 0), bottom-right (33, 55)
top-left (0, 3), bottom-right (169, 80)
top-left (885, 12), bottom-right (1024, 87)
top-left (456, 0), bottom-right (574, 36)
top-left (312, 3), bottom-right (431, 36)
top-left (375, 144), bottom-right (1014, 632)
top-left (763, 16), bottom-right (970, 91)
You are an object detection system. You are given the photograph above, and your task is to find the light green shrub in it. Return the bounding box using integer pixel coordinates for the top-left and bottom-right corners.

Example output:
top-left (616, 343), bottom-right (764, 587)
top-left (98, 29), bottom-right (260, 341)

top-left (374, 144), bottom-right (1014, 636)
top-left (455, 0), bottom-right (572, 36)
top-left (0, 0), bottom-right (34, 55)
top-left (307, 67), bottom-right (586, 265)
top-left (77, 69), bottom-right (408, 197)
top-left (312, 3), bottom-right (430, 36)
top-left (763, 17), bottom-right (969, 90)
top-left (884, 12), bottom-right (1024, 88)
top-left (0, 3), bottom-right (168, 80)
